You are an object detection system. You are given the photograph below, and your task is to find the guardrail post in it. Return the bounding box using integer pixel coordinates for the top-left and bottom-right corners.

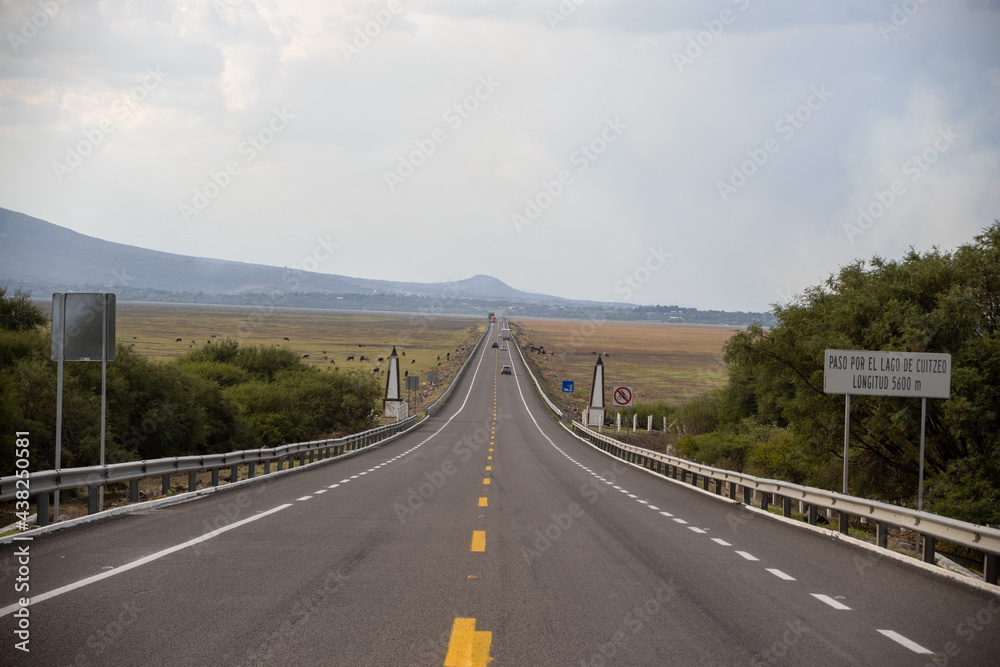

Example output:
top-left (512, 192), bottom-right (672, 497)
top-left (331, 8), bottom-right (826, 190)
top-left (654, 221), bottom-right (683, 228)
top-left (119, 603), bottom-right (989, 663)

top-left (876, 521), bottom-right (889, 548)
top-left (264, 460), bottom-right (271, 475)
top-left (87, 486), bottom-right (99, 514)
top-left (690, 472), bottom-right (696, 486)
top-left (782, 496), bottom-right (792, 518)
top-left (188, 471), bottom-right (197, 492)
top-left (230, 465), bottom-right (238, 483)
top-left (276, 457), bottom-right (283, 471)
top-left (984, 553), bottom-right (999, 585)
top-left (37, 493), bottom-right (49, 527)
top-left (162, 475), bottom-right (170, 496)
top-left (839, 512), bottom-right (850, 535)
top-left (247, 463), bottom-right (255, 479)
top-left (715, 479), bottom-right (722, 496)
top-left (760, 493), bottom-right (769, 512)
top-left (921, 535), bottom-right (936, 563)
top-left (212, 468), bottom-right (219, 487)
top-left (129, 480), bottom-right (139, 502)
top-left (728, 482), bottom-right (736, 500)
top-left (702, 476), bottom-right (710, 492)
top-left (743, 486), bottom-right (752, 505)
top-left (806, 505), bottom-right (819, 526)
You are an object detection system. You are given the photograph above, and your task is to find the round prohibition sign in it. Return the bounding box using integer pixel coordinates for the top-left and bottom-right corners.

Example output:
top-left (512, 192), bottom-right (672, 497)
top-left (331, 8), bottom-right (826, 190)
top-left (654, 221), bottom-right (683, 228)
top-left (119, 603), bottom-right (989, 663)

top-left (613, 386), bottom-right (633, 407)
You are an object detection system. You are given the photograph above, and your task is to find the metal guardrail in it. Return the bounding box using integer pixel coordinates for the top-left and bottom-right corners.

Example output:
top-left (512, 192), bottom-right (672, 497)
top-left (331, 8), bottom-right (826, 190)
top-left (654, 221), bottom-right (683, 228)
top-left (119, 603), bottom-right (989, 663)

top-left (571, 420), bottom-right (1000, 585)
top-left (425, 324), bottom-right (489, 417)
top-left (2, 416), bottom-right (417, 526)
top-left (509, 330), bottom-right (564, 419)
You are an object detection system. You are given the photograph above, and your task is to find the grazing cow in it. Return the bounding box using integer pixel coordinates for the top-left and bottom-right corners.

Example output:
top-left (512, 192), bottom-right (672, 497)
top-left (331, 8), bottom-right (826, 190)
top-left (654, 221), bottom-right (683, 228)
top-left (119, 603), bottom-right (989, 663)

top-left (175, 338), bottom-right (183, 342)
top-left (411, 359), bottom-right (416, 364)
top-left (377, 357), bottom-right (384, 362)
top-left (347, 355), bottom-right (355, 361)
top-left (402, 351), bottom-right (406, 356)
top-left (447, 353), bottom-right (450, 361)
top-left (302, 354), bottom-right (310, 359)
top-left (283, 337), bottom-right (290, 341)
top-left (360, 356), bottom-right (368, 361)
top-left (322, 350), bottom-right (327, 354)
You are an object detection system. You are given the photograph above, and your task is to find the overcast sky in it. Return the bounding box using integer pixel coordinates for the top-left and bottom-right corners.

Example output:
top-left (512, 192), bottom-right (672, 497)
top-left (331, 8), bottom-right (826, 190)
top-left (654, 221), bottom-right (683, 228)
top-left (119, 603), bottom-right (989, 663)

top-left (1, 1), bottom-right (998, 312)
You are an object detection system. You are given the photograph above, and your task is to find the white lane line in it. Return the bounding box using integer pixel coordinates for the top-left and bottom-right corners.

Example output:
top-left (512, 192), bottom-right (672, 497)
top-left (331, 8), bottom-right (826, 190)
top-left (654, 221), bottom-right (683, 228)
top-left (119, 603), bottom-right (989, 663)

top-left (647, 505), bottom-right (659, 511)
top-left (636, 500), bottom-right (648, 504)
top-left (688, 527), bottom-right (707, 534)
top-left (673, 518), bottom-right (688, 525)
top-left (877, 630), bottom-right (934, 654)
top-left (314, 490), bottom-right (327, 494)
top-left (711, 538), bottom-right (731, 546)
top-left (627, 494), bottom-right (637, 499)
top-left (358, 472), bottom-right (367, 476)
top-left (812, 594), bottom-right (851, 610)
top-left (612, 486), bottom-right (622, 490)
top-left (0, 503), bottom-right (293, 618)
top-left (339, 479), bottom-right (350, 483)
top-left (618, 489), bottom-right (630, 494)
top-left (735, 551), bottom-right (759, 561)
top-left (766, 568), bottom-right (796, 581)
top-left (659, 511), bottom-right (674, 517)
top-left (327, 484), bottom-right (340, 489)
top-left (350, 476), bottom-right (359, 479)
top-left (297, 496), bottom-right (313, 501)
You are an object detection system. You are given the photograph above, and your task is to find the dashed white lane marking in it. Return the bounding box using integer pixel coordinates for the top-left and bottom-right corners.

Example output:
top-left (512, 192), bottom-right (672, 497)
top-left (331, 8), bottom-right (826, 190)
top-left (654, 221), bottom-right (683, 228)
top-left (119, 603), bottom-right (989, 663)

top-left (636, 500), bottom-right (648, 504)
top-left (812, 594), bottom-right (851, 610)
top-left (358, 472), bottom-right (368, 476)
top-left (0, 503), bottom-right (293, 618)
top-left (314, 490), bottom-right (327, 494)
top-left (688, 527), bottom-right (707, 534)
top-left (297, 496), bottom-right (313, 501)
top-left (647, 505), bottom-right (659, 511)
top-left (673, 518), bottom-right (688, 525)
top-left (877, 630), bottom-right (934, 654)
top-left (712, 538), bottom-right (731, 546)
top-left (328, 484), bottom-right (341, 489)
top-left (766, 568), bottom-right (796, 581)
top-left (350, 476), bottom-right (359, 479)
top-left (735, 551), bottom-right (759, 561)
top-left (339, 479), bottom-right (350, 483)
top-left (659, 511), bottom-right (674, 517)
top-left (627, 494), bottom-right (637, 498)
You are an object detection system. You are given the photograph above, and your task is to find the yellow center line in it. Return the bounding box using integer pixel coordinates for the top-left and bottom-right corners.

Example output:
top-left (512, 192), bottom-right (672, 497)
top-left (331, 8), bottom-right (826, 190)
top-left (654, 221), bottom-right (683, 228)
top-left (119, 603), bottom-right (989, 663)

top-left (470, 530), bottom-right (486, 552)
top-left (483, 478), bottom-right (490, 485)
top-left (485, 465), bottom-right (491, 471)
top-left (444, 618), bottom-right (493, 667)
top-left (478, 497), bottom-right (488, 507)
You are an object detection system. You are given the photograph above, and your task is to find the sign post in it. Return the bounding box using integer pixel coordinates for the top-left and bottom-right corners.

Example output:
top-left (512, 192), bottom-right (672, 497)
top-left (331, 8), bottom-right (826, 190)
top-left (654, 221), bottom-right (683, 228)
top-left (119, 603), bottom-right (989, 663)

top-left (51, 293), bottom-right (116, 518)
top-left (562, 380), bottom-right (574, 422)
top-left (823, 349), bottom-right (951, 507)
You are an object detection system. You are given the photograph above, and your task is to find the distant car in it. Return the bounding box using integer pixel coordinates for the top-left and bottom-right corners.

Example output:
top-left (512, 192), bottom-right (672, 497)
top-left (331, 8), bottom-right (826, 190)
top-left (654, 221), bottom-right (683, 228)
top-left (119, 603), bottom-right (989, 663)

top-left (492, 342), bottom-right (499, 348)
top-left (501, 365), bottom-right (512, 375)
top-left (500, 345), bottom-right (507, 351)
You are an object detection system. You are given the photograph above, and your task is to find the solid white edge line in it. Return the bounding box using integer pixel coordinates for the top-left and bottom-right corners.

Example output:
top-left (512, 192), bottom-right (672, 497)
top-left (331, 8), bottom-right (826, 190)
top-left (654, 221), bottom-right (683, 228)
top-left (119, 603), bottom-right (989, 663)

top-left (0, 503), bottom-right (293, 617)
top-left (811, 594), bottom-right (851, 610)
top-left (876, 629), bottom-right (934, 654)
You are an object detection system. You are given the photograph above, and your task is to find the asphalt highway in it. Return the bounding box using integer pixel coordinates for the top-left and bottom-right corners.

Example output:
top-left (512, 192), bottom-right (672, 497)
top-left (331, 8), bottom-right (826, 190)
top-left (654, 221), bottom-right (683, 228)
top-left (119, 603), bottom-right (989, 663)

top-left (2, 324), bottom-right (999, 665)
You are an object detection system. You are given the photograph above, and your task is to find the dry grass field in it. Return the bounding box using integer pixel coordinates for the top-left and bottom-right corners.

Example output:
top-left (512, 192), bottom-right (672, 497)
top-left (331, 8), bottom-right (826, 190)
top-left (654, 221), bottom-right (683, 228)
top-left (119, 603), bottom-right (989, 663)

top-left (510, 319), bottom-right (739, 414)
top-left (113, 303), bottom-right (485, 376)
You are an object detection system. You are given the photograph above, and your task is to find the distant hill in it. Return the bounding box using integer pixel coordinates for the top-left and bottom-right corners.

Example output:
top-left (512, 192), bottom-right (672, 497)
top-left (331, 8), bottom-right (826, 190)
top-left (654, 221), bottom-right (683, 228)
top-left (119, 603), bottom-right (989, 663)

top-left (0, 207), bottom-right (776, 326)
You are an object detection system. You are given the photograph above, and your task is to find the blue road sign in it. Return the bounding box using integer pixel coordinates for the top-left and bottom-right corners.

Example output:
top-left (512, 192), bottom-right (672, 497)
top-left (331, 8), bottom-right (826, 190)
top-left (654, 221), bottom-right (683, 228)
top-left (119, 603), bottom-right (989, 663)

top-left (562, 381), bottom-right (575, 393)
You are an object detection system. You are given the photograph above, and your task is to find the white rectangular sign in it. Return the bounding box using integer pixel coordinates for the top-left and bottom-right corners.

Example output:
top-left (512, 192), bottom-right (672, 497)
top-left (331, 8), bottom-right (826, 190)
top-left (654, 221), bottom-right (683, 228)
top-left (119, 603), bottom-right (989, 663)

top-left (823, 349), bottom-right (951, 399)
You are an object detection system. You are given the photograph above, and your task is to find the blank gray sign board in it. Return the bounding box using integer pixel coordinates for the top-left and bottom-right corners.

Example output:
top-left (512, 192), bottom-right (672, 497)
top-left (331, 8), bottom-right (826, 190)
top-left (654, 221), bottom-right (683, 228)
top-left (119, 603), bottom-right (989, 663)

top-left (51, 293), bottom-right (116, 361)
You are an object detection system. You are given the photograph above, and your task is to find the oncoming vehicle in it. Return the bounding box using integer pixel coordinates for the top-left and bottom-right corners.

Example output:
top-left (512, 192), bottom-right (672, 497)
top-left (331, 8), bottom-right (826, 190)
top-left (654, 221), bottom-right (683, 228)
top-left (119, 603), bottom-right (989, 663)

top-left (501, 365), bottom-right (512, 375)
top-left (492, 342), bottom-right (499, 348)
top-left (500, 345), bottom-right (507, 351)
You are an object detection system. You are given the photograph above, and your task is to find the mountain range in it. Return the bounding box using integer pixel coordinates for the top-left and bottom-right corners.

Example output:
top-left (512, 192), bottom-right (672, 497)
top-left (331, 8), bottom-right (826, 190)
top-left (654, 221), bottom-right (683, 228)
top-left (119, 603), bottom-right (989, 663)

top-left (0, 207), bottom-right (776, 326)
